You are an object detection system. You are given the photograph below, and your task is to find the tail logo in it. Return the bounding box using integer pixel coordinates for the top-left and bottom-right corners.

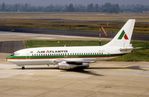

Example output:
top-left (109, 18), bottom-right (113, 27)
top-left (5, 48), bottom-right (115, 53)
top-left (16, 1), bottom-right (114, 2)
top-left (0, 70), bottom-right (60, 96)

top-left (118, 30), bottom-right (128, 40)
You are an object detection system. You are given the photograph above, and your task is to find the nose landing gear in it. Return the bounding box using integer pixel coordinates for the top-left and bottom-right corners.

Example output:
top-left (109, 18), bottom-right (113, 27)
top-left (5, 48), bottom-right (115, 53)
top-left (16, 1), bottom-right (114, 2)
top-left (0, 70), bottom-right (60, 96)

top-left (21, 66), bottom-right (25, 70)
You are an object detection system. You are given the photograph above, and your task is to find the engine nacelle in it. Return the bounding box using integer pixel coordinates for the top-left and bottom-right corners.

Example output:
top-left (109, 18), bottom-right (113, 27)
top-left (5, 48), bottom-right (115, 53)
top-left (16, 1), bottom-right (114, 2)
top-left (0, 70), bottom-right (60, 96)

top-left (58, 61), bottom-right (89, 70)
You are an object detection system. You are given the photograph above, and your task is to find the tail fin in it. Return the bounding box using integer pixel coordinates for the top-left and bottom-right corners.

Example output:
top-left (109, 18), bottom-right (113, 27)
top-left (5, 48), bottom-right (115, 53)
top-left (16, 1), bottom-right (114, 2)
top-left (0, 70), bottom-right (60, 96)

top-left (104, 19), bottom-right (135, 47)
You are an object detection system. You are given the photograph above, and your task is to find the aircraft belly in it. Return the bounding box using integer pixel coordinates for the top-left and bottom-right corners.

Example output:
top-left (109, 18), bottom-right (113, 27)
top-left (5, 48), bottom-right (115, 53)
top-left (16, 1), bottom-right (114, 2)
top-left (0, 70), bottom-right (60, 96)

top-left (7, 59), bottom-right (55, 65)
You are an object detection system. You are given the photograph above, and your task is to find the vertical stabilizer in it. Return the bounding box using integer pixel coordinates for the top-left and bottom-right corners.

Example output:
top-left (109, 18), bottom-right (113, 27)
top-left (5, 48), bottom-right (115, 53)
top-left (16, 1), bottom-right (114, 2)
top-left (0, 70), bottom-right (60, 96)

top-left (104, 19), bottom-right (135, 48)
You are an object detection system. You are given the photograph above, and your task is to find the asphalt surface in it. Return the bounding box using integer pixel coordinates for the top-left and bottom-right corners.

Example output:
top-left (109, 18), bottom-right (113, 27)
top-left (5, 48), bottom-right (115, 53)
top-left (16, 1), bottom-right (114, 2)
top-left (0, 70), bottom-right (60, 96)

top-left (0, 61), bottom-right (148, 97)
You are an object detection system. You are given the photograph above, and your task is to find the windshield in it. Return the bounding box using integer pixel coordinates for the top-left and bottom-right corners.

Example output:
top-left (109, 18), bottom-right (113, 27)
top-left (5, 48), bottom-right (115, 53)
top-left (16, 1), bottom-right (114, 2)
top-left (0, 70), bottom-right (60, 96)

top-left (10, 53), bottom-right (14, 56)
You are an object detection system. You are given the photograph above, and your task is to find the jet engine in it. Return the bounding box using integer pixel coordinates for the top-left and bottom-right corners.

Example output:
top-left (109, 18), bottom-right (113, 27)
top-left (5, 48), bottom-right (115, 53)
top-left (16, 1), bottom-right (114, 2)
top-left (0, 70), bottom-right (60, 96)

top-left (58, 61), bottom-right (89, 70)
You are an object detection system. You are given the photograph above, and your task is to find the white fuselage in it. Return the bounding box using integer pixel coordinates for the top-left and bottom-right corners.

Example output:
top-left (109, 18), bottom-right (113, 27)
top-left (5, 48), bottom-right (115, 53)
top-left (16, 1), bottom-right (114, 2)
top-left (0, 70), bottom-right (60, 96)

top-left (7, 45), bottom-right (132, 66)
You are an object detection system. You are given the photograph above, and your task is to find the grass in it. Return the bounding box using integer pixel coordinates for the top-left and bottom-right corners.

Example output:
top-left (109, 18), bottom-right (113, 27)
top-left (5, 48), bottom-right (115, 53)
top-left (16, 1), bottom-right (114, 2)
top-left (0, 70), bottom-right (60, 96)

top-left (0, 19), bottom-right (148, 34)
top-left (26, 40), bottom-right (107, 47)
top-left (111, 40), bottom-right (149, 61)
top-left (112, 49), bottom-right (149, 61)
top-left (0, 13), bottom-right (149, 34)
top-left (25, 40), bottom-right (149, 61)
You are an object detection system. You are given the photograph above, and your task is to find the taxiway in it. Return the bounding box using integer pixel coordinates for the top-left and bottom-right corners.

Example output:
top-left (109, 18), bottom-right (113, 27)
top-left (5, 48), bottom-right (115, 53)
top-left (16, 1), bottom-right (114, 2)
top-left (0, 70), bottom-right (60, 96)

top-left (0, 61), bottom-right (149, 97)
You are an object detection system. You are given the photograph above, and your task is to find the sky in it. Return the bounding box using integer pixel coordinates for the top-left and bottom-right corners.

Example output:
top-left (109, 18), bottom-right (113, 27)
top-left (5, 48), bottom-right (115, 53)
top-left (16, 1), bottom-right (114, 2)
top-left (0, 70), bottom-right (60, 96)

top-left (0, 0), bottom-right (149, 6)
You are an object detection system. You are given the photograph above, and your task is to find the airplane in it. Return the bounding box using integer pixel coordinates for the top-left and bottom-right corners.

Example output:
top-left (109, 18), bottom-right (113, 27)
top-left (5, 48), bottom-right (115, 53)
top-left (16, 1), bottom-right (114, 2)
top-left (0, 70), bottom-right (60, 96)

top-left (7, 19), bottom-right (135, 70)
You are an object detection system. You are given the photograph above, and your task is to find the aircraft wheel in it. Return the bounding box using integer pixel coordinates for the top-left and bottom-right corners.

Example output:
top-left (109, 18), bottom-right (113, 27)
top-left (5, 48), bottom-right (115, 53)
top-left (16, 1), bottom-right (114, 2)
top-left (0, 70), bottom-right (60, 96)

top-left (22, 66), bottom-right (25, 70)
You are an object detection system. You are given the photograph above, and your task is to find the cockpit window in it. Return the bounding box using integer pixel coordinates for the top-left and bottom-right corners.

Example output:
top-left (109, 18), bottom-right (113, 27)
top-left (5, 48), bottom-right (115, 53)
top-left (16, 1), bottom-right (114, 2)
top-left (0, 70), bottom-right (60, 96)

top-left (11, 52), bottom-right (19, 56)
top-left (11, 53), bottom-right (14, 56)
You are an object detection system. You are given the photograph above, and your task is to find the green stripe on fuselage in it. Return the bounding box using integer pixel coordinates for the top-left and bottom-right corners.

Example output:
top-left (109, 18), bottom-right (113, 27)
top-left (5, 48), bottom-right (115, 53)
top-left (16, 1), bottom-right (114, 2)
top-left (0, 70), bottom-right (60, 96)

top-left (7, 54), bottom-right (123, 59)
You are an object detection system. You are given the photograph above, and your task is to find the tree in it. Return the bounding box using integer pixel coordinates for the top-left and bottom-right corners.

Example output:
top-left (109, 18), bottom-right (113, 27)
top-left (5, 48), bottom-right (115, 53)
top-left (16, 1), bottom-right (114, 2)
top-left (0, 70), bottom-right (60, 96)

top-left (66, 3), bottom-right (75, 12)
top-left (95, 4), bottom-right (100, 12)
top-left (1, 2), bottom-right (6, 11)
top-left (87, 3), bottom-right (94, 12)
top-left (14, 4), bottom-right (20, 12)
top-left (101, 3), bottom-right (120, 13)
